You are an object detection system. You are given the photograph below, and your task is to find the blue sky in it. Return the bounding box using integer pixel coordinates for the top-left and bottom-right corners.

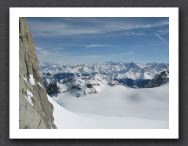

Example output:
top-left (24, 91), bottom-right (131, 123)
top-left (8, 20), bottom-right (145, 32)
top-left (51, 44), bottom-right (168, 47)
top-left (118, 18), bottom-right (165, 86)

top-left (26, 17), bottom-right (169, 65)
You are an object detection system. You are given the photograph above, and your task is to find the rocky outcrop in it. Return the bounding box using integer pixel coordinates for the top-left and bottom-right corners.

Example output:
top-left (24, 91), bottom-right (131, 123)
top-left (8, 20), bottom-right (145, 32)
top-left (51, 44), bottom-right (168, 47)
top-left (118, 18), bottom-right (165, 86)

top-left (145, 71), bottom-right (169, 88)
top-left (19, 18), bottom-right (55, 129)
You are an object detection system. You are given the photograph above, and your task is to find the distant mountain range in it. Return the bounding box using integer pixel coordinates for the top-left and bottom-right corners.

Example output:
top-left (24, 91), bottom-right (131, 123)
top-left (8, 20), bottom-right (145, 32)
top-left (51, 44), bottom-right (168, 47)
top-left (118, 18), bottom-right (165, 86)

top-left (40, 62), bottom-right (169, 97)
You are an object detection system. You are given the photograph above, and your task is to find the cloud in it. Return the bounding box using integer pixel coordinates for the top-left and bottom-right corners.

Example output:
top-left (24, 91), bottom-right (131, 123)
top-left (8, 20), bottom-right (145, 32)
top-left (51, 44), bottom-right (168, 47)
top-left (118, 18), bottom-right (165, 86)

top-left (36, 47), bottom-right (136, 65)
top-left (154, 33), bottom-right (168, 44)
top-left (27, 18), bottom-right (168, 37)
top-left (27, 21), bottom-right (99, 37)
top-left (36, 49), bottom-right (103, 65)
top-left (86, 44), bottom-right (114, 48)
top-left (103, 20), bottom-right (168, 32)
top-left (157, 29), bottom-right (169, 35)
top-left (29, 18), bottom-right (169, 65)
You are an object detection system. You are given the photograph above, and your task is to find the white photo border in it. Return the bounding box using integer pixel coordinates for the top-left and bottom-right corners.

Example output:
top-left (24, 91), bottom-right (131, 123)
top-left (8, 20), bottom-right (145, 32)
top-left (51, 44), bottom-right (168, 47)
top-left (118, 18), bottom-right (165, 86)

top-left (9, 7), bottom-right (179, 139)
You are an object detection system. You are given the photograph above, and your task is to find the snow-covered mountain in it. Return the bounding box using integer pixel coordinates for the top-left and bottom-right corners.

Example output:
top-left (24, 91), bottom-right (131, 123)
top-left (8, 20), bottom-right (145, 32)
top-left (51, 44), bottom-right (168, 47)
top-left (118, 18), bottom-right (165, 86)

top-left (40, 62), bottom-right (169, 97)
top-left (40, 62), bottom-right (168, 80)
top-left (40, 62), bottom-right (169, 129)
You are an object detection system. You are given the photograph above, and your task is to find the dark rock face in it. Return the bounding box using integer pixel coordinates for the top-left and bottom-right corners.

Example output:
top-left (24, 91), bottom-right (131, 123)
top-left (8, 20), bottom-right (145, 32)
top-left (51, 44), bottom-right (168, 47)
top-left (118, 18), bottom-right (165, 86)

top-left (19, 18), bottom-right (55, 129)
top-left (114, 78), bottom-right (151, 88)
top-left (145, 71), bottom-right (169, 88)
top-left (114, 71), bottom-right (169, 88)
top-left (46, 82), bottom-right (59, 95)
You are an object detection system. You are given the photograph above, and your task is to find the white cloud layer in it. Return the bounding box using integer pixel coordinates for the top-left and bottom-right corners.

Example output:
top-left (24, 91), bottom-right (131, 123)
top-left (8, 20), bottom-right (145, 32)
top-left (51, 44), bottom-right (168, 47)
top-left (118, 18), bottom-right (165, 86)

top-left (36, 47), bottom-right (137, 65)
top-left (28, 19), bottom-right (168, 37)
top-left (85, 44), bottom-right (114, 48)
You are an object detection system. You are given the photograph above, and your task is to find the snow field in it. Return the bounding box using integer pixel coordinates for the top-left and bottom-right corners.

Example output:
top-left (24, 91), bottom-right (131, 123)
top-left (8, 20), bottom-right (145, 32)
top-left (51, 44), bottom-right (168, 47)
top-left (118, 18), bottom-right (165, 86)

top-left (48, 83), bottom-right (169, 129)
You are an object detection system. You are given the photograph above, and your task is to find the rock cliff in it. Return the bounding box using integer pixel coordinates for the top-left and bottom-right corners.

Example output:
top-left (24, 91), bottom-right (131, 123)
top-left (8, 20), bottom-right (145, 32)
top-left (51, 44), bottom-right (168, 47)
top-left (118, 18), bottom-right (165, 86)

top-left (19, 18), bottom-right (55, 129)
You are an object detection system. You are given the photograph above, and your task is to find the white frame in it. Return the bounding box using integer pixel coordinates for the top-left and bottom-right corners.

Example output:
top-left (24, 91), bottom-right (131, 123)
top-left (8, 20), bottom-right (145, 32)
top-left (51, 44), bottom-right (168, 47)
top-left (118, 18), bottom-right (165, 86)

top-left (9, 7), bottom-right (179, 139)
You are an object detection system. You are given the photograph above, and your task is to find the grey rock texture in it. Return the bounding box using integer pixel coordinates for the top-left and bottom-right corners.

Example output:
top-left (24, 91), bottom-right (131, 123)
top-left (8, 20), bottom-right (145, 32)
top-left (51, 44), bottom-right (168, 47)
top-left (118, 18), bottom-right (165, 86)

top-left (19, 18), bottom-right (55, 129)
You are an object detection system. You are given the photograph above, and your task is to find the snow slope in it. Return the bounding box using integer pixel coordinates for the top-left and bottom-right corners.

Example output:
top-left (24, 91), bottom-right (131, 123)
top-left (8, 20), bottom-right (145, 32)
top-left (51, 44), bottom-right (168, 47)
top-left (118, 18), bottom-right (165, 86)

top-left (48, 83), bottom-right (169, 129)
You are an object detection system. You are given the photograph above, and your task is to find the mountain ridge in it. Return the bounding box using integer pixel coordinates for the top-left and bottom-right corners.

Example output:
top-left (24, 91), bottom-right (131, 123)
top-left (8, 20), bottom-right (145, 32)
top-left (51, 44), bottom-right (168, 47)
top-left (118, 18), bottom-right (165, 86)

top-left (40, 62), bottom-right (169, 97)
